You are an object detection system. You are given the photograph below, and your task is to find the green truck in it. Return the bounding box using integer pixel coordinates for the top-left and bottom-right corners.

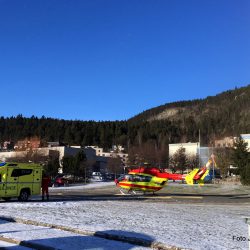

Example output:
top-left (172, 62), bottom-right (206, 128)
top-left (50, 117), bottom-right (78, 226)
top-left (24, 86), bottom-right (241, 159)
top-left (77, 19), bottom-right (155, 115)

top-left (0, 162), bottom-right (43, 201)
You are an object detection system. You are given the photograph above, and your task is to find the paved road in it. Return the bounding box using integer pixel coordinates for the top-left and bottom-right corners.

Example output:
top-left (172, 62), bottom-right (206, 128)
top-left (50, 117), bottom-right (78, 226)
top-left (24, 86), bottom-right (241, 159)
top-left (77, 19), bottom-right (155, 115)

top-left (45, 183), bottom-right (250, 205)
top-left (1, 182), bottom-right (249, 205)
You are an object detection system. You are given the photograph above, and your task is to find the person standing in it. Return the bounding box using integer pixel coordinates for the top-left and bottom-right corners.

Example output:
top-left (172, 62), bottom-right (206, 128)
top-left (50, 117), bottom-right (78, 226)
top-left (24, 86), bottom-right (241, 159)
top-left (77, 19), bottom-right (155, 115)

top-left (42, 173), bottom-right (51, 201)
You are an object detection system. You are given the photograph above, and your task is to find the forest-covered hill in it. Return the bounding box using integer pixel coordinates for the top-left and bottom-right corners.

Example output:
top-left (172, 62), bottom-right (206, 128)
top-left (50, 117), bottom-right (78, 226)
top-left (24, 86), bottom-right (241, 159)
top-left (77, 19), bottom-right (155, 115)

top-left (130, 84), bottom-right (250, 144)
top-left (0, 85), bottom-right (249, 150)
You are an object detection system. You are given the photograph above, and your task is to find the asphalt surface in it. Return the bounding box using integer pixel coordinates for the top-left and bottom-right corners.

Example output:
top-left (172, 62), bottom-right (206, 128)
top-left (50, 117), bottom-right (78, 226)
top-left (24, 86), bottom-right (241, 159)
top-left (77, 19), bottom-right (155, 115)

top-left (45, 183), bottom-right (250, 205)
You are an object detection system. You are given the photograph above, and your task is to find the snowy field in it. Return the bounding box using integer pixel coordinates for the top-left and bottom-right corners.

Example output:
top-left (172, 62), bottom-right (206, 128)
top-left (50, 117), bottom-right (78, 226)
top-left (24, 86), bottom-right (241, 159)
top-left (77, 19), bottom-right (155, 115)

top-left (0, 197), bottom-right (249, 249)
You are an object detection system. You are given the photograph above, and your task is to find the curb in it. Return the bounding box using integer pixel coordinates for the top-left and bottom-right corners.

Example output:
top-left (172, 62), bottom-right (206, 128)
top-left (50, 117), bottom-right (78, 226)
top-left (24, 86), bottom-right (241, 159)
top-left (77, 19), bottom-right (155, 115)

top-left (0, 216), bottom-right (183, 250)
top-left (0, 235), bottom-right (55, 250)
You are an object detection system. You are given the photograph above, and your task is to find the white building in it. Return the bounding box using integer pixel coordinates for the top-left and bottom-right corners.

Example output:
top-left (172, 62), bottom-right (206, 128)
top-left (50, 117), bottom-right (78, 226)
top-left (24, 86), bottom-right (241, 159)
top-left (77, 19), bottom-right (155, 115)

top-left (169, 142), bottom-right (212, 166)
top-left (214, 134), bottom-right (250, 152)
top-left (87, 145), bottom-right (128, 166)
top-left (0, 146), bottom-right (82, 169)
top-left (0, 144), bottom-right (129, 174)
top-left (214, 136), bottom-right (234, 148)
top-left (111, 145), bottom-right (125, 152)
top-left (241, 134), bottom-right (250, 152)
top-left (169, 142), bottom-right (200, 157)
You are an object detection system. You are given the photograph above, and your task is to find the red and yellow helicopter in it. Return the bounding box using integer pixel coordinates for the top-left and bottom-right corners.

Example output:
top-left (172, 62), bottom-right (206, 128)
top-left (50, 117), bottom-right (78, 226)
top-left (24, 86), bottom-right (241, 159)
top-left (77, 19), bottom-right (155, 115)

top-left (115, 160), bottom-right (214, 195)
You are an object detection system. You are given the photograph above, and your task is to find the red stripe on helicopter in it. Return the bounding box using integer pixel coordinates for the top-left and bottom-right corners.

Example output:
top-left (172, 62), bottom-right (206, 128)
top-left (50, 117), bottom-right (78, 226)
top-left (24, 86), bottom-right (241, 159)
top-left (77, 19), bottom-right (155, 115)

top-left (118, 183), bottom-right (162, 190)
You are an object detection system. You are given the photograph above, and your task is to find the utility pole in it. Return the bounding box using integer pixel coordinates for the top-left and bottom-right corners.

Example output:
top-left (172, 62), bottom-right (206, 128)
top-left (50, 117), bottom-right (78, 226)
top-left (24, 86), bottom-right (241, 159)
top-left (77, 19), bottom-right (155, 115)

top-left (84, 166), bottom-right (87, 185)
top-left (211, 151), bottom-right (215, 184)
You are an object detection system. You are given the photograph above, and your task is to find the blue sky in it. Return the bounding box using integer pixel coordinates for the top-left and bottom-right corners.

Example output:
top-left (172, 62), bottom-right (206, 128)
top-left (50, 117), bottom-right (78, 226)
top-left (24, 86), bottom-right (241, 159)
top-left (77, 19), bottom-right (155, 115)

top-left (0, 0), bottom-right (249, 121)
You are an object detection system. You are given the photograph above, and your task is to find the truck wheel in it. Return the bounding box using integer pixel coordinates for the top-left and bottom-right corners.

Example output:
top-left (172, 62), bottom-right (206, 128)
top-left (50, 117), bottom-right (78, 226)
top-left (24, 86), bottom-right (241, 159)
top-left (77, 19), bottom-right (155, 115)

top-left (18, 190), bottom-right (29, 201)
top-left (2, 197), bottom-right (11, 201)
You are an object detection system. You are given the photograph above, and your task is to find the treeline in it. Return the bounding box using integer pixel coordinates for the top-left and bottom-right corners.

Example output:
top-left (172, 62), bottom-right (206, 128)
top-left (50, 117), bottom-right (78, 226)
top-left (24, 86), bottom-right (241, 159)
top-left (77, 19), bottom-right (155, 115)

top-left (0, 85), bottom-right (249, 151)
top-left (0, 116), bottom-right (179, 150)
top-left (0, 116), bottom-right (128, 150)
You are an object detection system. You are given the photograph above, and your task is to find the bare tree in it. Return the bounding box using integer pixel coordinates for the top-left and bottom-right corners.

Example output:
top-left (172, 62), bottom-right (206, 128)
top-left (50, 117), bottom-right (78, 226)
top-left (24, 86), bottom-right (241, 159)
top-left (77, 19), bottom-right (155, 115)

top-left (128, 141), bottom-right (168, 167)
top-left (107, 157), bottom-right (123, 178)
top-left (8, 150), bottom-right (48, 164)
top-left (215, 147), bottom-right (233, 178)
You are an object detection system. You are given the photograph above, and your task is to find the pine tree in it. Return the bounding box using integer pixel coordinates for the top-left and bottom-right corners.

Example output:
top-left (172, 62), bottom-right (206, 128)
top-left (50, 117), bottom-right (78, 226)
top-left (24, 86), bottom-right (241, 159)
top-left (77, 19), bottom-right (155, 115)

top-left (170, 147), bottom-right (188, 174)
top-left (232, 136), bottom-right (250, 185)
top-left (74, 151), bottom-right (87, 178)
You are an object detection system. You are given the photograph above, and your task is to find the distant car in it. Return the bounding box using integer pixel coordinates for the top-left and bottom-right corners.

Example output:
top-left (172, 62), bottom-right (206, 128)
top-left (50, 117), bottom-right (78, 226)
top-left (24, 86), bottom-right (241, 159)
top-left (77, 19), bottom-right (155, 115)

top-left (91, 172), bottom-right (103, 181)
top-left (52, 174), bottom-right (73, 187)
top-left (102, 173), bottom-right (116, 181)
top-left (102, 173), bottom-right (121, 181)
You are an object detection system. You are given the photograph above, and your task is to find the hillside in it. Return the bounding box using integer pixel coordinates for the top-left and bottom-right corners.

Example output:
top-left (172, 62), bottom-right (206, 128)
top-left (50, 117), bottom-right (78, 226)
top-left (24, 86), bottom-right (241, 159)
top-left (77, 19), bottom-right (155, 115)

top-left (129, 85), bottom-right (250, 143)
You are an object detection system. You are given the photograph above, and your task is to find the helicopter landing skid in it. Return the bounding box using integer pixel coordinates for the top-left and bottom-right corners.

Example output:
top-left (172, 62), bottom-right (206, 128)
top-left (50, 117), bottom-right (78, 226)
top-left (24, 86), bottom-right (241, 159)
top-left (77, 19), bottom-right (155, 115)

top-left (130, 190), bottom-right (144, 195)
top-left (119, 188), bottom-right (131, 195)
top-left (119, 189), bottom-right (146, 196)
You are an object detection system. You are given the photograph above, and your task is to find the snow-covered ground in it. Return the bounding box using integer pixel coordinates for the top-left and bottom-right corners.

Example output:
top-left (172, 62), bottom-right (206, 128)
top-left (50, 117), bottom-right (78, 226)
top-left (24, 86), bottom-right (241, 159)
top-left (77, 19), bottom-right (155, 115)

top-left (0, 219), bottom-right (149, 250)
top-left (0, 183), bottom-right (249, 249)
top-left (0, 197), bottom-right (249, 250)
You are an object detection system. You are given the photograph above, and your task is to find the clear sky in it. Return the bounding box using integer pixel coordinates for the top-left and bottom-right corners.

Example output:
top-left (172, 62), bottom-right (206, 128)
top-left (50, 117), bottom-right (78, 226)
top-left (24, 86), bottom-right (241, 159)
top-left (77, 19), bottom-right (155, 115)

top-left (0, 0), bottom-right (249, 121)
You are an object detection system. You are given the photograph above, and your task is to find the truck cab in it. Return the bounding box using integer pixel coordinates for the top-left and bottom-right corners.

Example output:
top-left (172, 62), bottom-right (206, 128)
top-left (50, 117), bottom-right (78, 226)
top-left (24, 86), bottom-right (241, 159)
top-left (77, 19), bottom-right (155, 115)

top-left (0, 162), bottom-right (43, 201)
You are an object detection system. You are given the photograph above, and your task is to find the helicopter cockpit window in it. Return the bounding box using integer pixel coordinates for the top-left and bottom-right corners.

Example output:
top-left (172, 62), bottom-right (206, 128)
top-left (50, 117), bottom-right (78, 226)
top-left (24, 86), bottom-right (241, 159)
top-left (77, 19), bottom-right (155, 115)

top-left (133, 175), bottom-right (141, 182)
top-left (122, 174), bottom-right (152, 182)
top-left (127, 175), bottom-right (133, 181)
top-left (139, 175), bottom-right (152, 182)
top-left (128, 175), bottom-right (152, 182)
top-left (121, 175), bottom-right (131, 181)
top-left (117, 175), bottom-right (125, 182)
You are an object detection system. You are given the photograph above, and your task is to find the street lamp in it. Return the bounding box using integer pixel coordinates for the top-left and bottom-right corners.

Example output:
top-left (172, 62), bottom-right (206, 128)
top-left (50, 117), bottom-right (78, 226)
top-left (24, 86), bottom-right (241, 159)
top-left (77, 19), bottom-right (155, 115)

top-left (211, 153), bottom-right (215, 184)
